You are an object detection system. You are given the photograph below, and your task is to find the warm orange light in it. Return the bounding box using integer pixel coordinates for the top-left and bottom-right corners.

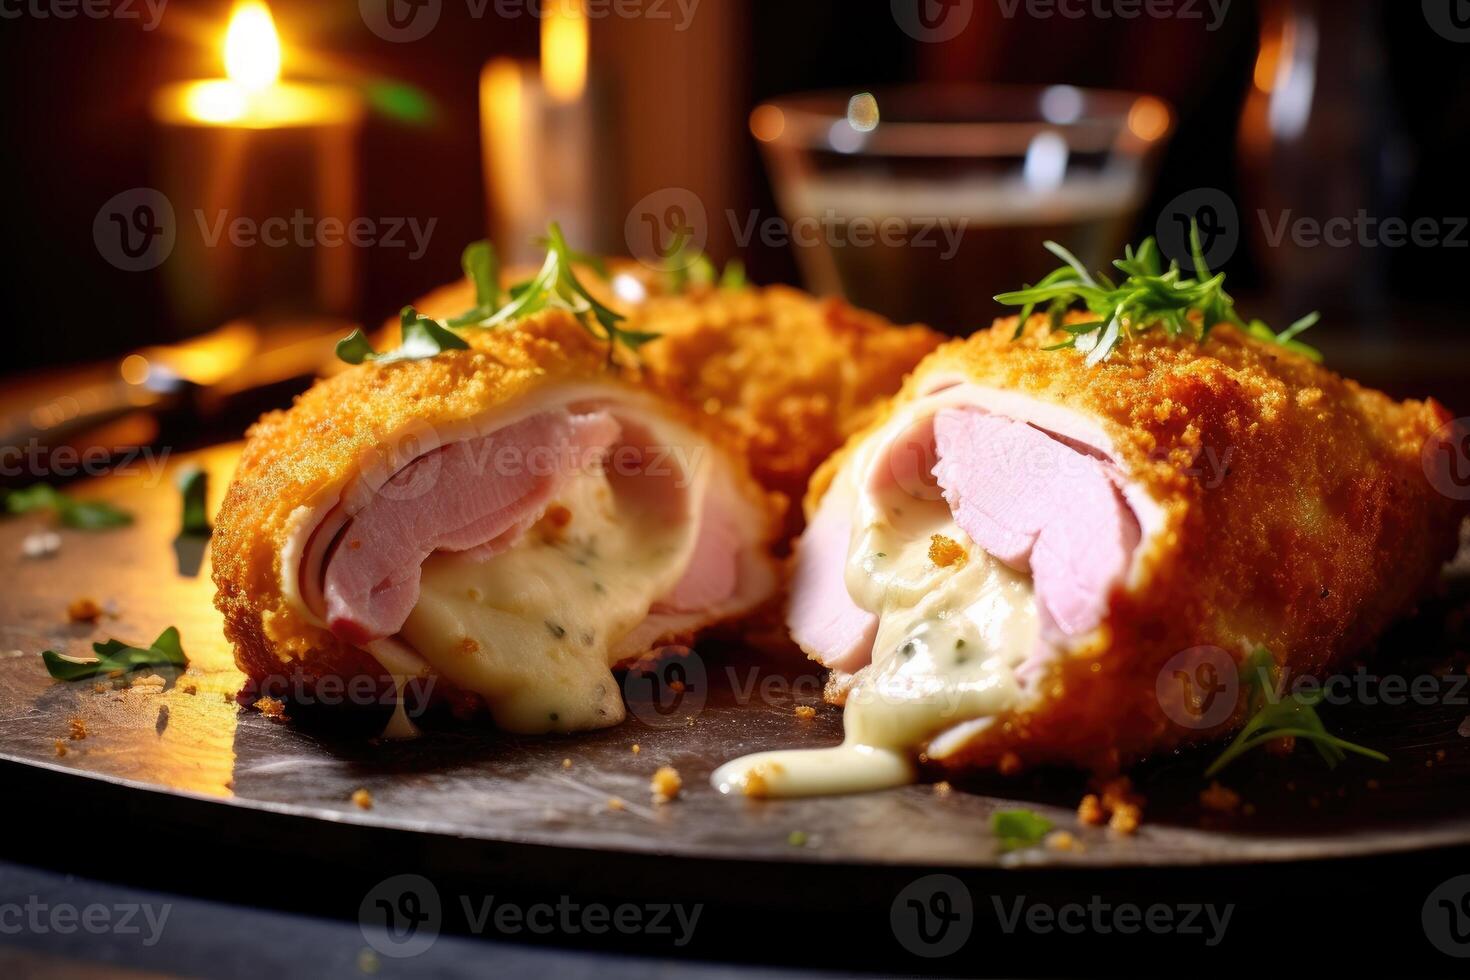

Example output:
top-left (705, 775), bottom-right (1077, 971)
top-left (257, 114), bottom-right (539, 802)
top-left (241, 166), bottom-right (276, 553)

top-left (1253, 34), bottom-right (1282, 93)
top-left (1126, 96), bottom-right (1170, 143)
top-left (224, 1), bottom-right (282, 93)
top-left (541, 0), bottom-right (588, 103)
top-left (749, 104), bottom-right (785, 143)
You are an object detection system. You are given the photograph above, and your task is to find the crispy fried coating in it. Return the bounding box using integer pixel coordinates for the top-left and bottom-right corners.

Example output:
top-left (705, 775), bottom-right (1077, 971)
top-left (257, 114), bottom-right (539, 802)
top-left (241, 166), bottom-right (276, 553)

top-left (412, 273), bottom-right (942, 524)
top-left (211, 310), bottom-right (779, 693)
top-left (809, 315), bottom-right (1468, 772)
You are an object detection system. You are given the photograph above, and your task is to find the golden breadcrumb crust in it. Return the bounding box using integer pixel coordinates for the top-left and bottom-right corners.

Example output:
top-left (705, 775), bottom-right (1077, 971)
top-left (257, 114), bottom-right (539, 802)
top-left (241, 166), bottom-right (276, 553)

top-left (805, 315), bottom-right (1468, 772)
top-left (211, 310), bottom-right (780, 696)
top-left (412, 274), bottom-right (942, 528)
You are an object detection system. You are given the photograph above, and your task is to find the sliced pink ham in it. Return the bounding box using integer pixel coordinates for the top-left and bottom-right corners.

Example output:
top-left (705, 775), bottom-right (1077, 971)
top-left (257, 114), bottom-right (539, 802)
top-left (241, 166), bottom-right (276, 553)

top-left (321, 411), bottom-right (620, 644)
top-left (932, 407), bottom-right (1139, 638)
top-left (788, 492), bottom-right (877, 673)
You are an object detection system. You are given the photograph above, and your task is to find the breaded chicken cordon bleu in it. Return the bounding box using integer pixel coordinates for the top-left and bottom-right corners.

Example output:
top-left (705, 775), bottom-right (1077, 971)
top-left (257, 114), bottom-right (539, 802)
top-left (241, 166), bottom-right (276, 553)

top-left (212, 230), bottom-right (936, 735)
top-left (715, 237), bottom-right (1468, 796)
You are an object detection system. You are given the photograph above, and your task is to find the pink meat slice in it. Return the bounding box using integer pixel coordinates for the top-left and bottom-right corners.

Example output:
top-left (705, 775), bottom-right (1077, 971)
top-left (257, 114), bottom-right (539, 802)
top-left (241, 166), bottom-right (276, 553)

top-left (655, 499), bottom-right (741, 613)
top-left (931, 407), bottom-right (1139, 638)
top-left (787, 493), bottom-right (878, 673)
top-left (322, 410), bottom-right (621, 644)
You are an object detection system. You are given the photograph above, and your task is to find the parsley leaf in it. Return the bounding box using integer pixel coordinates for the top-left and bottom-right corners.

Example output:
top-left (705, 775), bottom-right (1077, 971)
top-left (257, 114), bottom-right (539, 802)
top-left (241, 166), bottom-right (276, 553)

top-left (446, 240), bottom-right (502, 328)
top-left (42, 626), bottom-right (188, 682)
top-left (1204, 647), bottom-right (1388, 777)
top-left (336, 307), bottom-right (470, 365)
top-left (996, 222), bottom-right (1322, 365)
top-left (991, 808), bottom-right (1053, 851)
top-left (5, 484), bottom-right (131, 530)
top-left (480, 222), bottom-right (660, 364)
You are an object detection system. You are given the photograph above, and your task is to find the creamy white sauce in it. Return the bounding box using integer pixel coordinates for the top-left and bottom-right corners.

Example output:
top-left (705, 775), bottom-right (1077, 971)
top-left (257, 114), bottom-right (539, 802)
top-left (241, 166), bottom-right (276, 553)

top-left (398, 440), bottom-right (702, 734)
top-left (713, 412), bottom-right (1040, 798)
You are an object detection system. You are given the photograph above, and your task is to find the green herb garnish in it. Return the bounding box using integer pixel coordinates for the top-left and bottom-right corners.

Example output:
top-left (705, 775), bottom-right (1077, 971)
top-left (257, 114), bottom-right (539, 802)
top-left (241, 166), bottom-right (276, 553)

top-left (478, 222), bottom-right (658, 364)
top-left (177, 465), bottom-right (211, 538)
top-left (5, 484), bottom-right (131, 530)
top-left (662, 238), bottom-right (746, 294)
top-left (995, 223), bottom-right (1322, 365)
top-left (1205, 647), bottom-right (1387, 777)
top-left (991, 809), bottom-right (1053, 851)
top-left (42, 626), bottom-right (187, 682)
top-left (336, 307), bottom-right (470, 365)
top-left (446, 240), bottom-right (502, 327)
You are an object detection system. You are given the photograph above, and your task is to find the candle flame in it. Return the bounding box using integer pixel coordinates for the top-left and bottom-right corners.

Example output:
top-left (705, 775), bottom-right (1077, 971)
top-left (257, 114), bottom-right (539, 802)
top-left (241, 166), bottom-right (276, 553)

top-left (225, 1), bottom-right (282, 93)
top-left (541, 0), bottom-right (588, 104)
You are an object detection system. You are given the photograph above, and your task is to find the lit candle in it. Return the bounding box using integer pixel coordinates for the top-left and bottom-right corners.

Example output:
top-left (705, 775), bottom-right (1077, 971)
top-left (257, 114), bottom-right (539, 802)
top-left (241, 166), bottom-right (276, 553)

top-left (481, 0), bottom-right (609, 263)
top-left (151, 1), bottom-right (364, 334)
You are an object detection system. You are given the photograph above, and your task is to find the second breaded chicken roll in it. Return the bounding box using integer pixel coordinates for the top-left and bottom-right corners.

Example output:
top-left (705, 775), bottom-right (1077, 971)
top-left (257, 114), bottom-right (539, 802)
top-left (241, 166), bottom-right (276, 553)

top-left (715, 310), bottom-right (1465, 795)
top-left (213, 309), bottom-right (780, 736)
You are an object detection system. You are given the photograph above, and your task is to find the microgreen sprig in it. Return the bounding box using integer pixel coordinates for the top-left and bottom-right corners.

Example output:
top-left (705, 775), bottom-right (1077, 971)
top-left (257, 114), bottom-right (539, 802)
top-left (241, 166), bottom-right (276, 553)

top-left (996, 224), bottom-right (1322, 365)
top-left (4, 484), bottom-right (131, 530)
top-left (336, 307), bottom-right (469, 365)
top-left (1205, 647), bottom-right (1387, 777)
top-left (466, 223), bottom-right (660, 364)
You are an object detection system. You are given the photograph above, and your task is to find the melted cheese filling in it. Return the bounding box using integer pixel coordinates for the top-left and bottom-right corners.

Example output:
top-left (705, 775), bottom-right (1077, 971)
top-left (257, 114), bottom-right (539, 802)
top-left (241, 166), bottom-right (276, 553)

top-left (399, 450), bottom-right (701, 734)
top-left (713, 425), bottom-right (1040, 798)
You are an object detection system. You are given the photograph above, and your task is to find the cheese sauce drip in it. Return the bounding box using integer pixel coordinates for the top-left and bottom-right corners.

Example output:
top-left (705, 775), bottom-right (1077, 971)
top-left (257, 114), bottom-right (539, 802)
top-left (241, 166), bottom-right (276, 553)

top-left (399, 446), bottom-right (701, 734)
top-left (714, 419), bottom-right (1040, 798)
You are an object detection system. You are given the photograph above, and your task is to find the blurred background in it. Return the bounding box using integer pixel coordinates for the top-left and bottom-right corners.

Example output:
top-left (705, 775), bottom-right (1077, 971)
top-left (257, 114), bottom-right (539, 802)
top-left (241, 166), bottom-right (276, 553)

top-left (2, 0), bottom-right (1468, 469)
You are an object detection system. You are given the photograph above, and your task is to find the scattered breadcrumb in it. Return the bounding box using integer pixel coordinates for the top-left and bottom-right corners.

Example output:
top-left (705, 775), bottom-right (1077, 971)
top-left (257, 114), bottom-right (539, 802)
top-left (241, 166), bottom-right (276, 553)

top-left (182, 683), bottom-right (197, 696)
top-left (1109, 805), bottom-right (1142, 835)
top-left (787, 830), bottom-right (808, 847)
top-left (794, 705), bottom-right (816, 720)
top-left (928, 534), bottom-right (968, 568)
top-left (651, 766), bottom-right (682, 804)
top-left (1077, 778), bottom-right (1146, 834)
top-left (351, 788), bottom-right (373, 810)
top-left (932, 781), bottom-right (953, 797)
top-left (253, 696), bottom-right (287, 719)
top-left (54, 739), bottom-right (67, 757)
top-left (606, 797), bottom-right (626, 812)
top-left (1200, 782), bottom-right (1241, 813)
top-left (68, 716), bottom-right (87, 741)
top-left (669, 679), bottom-right (686, 693)
top-left (66, 597), bottom-right (103, 622)
top-left (1046, 830), bottom-right (1079, 852)
top-left (92, 683), bottom-right (107, 694)
top-left (741, 768), bottom-right (769, 798)
top-left (997, 751), bottom-right (1023, 776)
top-left (631, 744), bottom-right (641, 755)
top-left (562, 758), bottom-right (573, 770)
